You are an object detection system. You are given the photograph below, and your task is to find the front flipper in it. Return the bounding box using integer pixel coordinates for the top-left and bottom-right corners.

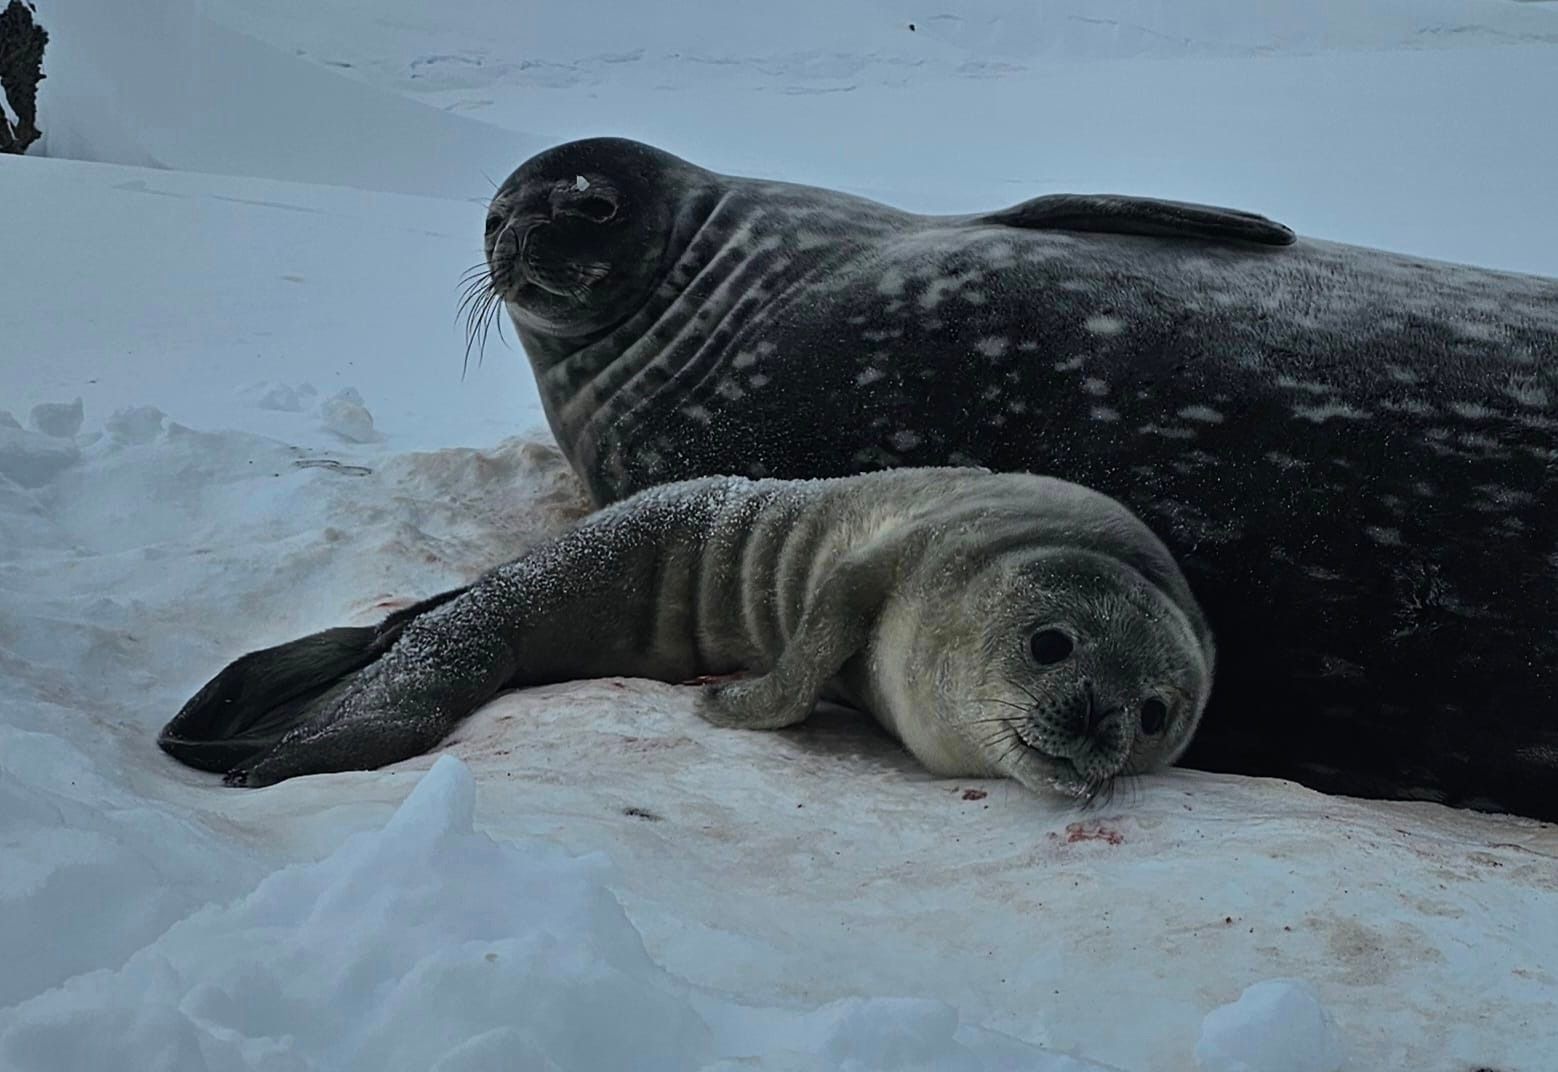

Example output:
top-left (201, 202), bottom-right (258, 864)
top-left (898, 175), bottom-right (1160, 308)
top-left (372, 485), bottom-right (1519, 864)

top-left (695, 549), bottom-right (885, 732)
top-left (972, 193), bottom-right (1296, 247)
top-left (158, 586), bottom-right (469, 780)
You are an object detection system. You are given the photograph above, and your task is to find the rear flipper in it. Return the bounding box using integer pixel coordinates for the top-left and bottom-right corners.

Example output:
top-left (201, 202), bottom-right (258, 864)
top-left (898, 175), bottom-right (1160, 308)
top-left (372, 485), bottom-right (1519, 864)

top-left (158, 586), bottom-right (475, 784)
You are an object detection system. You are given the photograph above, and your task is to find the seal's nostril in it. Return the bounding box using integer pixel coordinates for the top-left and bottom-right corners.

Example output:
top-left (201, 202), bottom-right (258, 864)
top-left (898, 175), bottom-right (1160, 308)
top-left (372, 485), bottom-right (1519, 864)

top-left (489, 221), bottom-right (522, 262)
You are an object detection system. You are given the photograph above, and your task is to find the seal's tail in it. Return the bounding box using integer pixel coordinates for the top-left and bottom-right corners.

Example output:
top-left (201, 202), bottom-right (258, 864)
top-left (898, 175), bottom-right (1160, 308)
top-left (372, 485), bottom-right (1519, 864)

top-left (158, 588), bottom-right (468, 776)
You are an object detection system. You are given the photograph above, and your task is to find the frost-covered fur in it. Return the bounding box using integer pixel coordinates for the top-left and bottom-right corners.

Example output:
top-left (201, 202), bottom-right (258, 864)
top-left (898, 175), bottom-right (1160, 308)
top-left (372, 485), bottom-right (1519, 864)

top-left (160, 468), bottom-right (1214, 794)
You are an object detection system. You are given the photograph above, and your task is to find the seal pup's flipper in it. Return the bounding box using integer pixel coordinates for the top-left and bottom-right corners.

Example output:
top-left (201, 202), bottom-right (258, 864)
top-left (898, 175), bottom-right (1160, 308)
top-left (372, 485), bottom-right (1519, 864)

top-left (157, 587), bottom-right (468, 776)
top-left (972, 193), bottom-right (1296, 247)
top-left (158, 626), bottom-right (384, 773)
top-left (222, 588), bottom-right (522, 788)
top-left (695, 545), bottom-right (889, 731)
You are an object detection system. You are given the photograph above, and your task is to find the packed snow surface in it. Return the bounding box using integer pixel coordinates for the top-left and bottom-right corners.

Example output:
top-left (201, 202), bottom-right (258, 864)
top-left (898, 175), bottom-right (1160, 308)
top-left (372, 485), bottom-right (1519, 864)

top-left (1194, 980), bottom-right (1346, 1072)
top-left (5, 0), bottom-right (1558, 1069)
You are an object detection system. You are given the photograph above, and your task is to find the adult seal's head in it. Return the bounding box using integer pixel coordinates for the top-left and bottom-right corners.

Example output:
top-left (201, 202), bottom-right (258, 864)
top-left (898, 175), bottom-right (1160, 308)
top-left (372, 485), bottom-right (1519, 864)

top-left (474, 138), bottom-right (716, 344)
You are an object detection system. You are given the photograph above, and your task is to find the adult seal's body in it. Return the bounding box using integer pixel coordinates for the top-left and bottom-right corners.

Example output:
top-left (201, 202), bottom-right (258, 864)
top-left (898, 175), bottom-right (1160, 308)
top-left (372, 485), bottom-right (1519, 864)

top-left (160, 469), bottom-right (1214, 793)
top-left (477, 136), bottom-right (1558, 818)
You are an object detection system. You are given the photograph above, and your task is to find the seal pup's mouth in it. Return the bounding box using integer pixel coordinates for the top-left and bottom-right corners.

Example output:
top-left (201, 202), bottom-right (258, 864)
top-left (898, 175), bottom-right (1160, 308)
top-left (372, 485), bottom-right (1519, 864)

top-left (1010, 719), bottom-right (1121, 804)
top-left (980, 685), bottom-right (1131, 807)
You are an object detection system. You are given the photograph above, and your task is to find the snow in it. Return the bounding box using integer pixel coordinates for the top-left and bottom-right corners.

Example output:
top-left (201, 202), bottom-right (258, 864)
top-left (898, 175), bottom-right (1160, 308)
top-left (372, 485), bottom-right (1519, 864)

top-left (4, 0), bottom-right (1558, 1069)
top-left (0, 754), bottom-right (1116, 1071)
top-left (27, 397), bottom-right (82, 438)
top-left (1195, 980), bottom-right (1345, 1072)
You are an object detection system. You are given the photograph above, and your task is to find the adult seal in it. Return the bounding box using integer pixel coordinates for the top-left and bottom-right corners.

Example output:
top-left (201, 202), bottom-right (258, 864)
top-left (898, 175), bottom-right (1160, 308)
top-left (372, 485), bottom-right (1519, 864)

top-left (474, 136), bottom-right (1558, 818)
top-left (159, 469), bottom-right (1215, 793)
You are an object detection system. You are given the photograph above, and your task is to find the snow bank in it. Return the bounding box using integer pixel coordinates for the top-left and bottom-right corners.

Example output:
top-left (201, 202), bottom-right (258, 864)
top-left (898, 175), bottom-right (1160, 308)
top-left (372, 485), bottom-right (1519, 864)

top-left (0, 723), bottom-right (266, 1010)
top-left (0, 155), bottom-right (542, 451)
top-left (1195, 980), bottom-right (1345, 1072)
top-left (34, 0), bottom-right (536, 198)
top-left (0, 756), bottom-right (1109, 1071)
top-left (0, 757), bottom-right (711, 1072)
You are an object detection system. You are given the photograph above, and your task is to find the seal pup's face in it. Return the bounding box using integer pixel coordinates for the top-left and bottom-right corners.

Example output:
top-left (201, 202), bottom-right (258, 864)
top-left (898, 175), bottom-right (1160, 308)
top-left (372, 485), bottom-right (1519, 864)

top-left (475, 138), bottom-right (697, 345)
top-left (929, 549), bottom-right (1215, 802)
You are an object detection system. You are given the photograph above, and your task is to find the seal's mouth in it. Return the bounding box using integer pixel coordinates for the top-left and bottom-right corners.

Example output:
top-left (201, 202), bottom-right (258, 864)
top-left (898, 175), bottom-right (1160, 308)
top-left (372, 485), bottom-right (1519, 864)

top-left (489, 219), bottom-right (612, 303)
top-left (1013, 720), bottom-right (1083, 781)
top-left (1011, 717), bottom-right (1124, 806)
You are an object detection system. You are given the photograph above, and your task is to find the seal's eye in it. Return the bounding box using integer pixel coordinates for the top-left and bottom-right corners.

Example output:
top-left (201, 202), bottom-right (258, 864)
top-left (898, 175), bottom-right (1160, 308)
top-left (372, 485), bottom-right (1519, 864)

top-left (484, 212), bottom-right (504, 235)
top-left (1139, 698), bottom-right (1169, 735)
top-left (571, 196), bottom-right (617, 223)
top-left (1029, 628), bottom-right (1074, 665)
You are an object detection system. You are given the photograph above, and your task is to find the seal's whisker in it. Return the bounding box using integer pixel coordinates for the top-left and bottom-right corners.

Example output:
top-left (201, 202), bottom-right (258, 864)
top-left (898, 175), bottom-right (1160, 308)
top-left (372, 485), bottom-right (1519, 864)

top-left (964, 718), bottom-right (1024, 729)
top-left (1012, 682), bottom-right (1045, 709)
top-left (973, 696), bottom-right (1029, 712)
top-left (477, 298), bottom-right (505, 369)
top-left (461, 289), bottom-right (502, 379)
top-left (457, 285), bottom-right (492, 323)
top-left (991, 735), bottom-right (1030, 771)
top-left (1112, 771), bottom-right (1144, 808)
top-left (1074, 775), bottom-right (1118, 811)
top-left (456, 257), bottom-right (513, 377)
top-left (973, 725), bottom-right (1018, 749)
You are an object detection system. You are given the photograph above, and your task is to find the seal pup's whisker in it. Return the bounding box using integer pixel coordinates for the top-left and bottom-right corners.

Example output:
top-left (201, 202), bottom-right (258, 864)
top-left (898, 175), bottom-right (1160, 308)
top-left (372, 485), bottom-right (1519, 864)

top-left (973, 696), bottom-right (1030, 713)
top-left (1076, 777), bottom-right (1115, 811)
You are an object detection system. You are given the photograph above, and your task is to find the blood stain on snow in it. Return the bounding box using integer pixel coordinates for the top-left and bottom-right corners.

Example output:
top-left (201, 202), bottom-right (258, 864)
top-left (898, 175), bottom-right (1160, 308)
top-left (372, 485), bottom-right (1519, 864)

top-left (1053, 821), bottom-right (1124, 846)
top-left (961, 788), bottom-right (988, 801)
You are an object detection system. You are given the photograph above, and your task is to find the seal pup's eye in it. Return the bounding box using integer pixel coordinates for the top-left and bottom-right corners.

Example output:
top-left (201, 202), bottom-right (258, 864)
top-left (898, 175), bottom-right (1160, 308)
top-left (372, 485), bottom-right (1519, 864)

top-left (570, 196), bottom-right (618, 223)
top-left (1139, 698), bottom-right (1169, 735)
top-left (484, 212), bottom-right (505, 235)
top-left (1029, 628), bottom-right (1074, 665)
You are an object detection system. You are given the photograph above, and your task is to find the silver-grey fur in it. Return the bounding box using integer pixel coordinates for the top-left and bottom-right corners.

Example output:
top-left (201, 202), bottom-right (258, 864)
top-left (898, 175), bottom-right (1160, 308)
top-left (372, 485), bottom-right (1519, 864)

top-left (160, 469), bottom-right (1214, 795)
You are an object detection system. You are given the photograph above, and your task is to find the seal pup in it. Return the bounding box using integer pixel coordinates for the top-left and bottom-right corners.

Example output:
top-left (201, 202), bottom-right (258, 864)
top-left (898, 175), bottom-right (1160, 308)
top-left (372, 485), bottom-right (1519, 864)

top-left (159, 468), bottom-right (1215, 794)
top-left (473, 136), bottom-right (1558, 818)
